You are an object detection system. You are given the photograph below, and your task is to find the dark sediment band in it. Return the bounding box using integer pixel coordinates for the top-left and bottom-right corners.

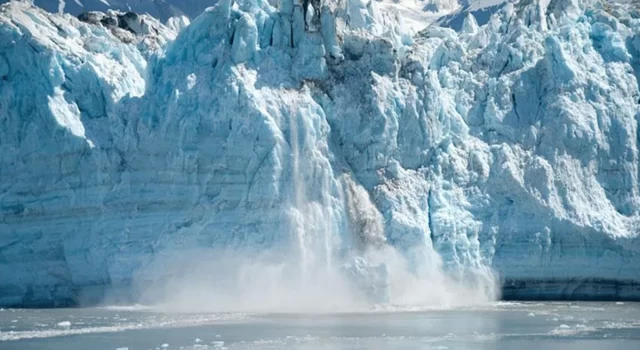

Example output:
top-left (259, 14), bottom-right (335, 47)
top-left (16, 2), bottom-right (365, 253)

top-left (501, 278), bottom-right (640, 302)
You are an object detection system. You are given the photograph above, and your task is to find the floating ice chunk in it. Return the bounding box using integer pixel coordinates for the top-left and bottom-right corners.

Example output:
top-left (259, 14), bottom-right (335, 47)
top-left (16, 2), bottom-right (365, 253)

top-left (57, 321), bottom-right (71, 327)
top-left (186, 74), bottom-right (197, 90)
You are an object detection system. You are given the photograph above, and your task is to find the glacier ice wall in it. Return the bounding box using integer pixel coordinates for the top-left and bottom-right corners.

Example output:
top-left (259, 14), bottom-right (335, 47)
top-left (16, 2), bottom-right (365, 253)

top-left (1, 0), bottom-right (640, 307)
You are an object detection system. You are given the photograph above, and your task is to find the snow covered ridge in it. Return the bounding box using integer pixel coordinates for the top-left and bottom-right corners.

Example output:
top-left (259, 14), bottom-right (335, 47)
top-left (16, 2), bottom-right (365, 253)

top-left (0, 0), bottom-right (215, 22)
top-left (1, 0), bottom-right (640, 308)
top-left (436, 0), bottom-right (509, 30)
top-left (0, 0), bottom-right (460, 29)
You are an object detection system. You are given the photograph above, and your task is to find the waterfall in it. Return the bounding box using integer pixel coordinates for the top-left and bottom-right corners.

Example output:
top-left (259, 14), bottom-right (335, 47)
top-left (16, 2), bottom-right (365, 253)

top-left (289, 106), bottom-right (308, 279)
top-left (287, 105), bottom-right (342, 282)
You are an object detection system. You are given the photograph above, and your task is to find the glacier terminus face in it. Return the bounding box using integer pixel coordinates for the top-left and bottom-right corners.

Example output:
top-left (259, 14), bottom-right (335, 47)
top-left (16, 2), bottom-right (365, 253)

top-left (1, 0), bottom-right (640, 309)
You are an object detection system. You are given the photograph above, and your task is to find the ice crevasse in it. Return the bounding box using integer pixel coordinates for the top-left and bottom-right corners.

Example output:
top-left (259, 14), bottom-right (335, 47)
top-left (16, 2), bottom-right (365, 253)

top-left (1, 0), bottom-right (640, 307)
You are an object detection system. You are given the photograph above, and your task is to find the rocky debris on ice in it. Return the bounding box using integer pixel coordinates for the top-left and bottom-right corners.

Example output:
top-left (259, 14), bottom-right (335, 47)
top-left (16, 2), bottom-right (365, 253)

top-left (76, 9), bottom-right (188, 50)
top-left (77, 11), bottom-right (152, 35)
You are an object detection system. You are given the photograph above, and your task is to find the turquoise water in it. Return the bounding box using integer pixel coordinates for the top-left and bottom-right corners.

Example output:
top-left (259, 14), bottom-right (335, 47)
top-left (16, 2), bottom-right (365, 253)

top-left (1, 302), bottom-right (639, 349)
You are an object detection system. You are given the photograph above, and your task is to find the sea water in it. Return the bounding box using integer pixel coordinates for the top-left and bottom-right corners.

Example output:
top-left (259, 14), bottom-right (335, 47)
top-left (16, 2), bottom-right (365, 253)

top-left (1, 302), bottom-right (639, 349)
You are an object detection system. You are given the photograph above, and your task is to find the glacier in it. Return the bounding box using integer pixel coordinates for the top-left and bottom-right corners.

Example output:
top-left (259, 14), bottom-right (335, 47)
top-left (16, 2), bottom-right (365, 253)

top-left (0, 0), bottom-right (216, 22)
top-left (0, 0), bottom-right (454, 30)
top-left (1, 0), bottom-right (640, 308)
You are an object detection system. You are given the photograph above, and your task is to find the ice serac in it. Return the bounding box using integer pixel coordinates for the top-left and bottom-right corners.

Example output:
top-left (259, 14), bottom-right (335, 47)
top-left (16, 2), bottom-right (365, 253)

top-left (1, 0), bottom-right (640, 307)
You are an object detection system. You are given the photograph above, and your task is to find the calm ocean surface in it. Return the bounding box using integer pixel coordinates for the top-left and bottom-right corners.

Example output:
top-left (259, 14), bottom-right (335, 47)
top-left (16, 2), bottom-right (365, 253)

top-left (1, 302), bottom-right (639, 349)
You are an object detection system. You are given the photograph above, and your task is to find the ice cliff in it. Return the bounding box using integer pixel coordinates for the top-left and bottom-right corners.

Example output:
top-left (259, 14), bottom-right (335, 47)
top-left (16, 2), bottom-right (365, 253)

top-left (1, 0), bottom-right (640, 308)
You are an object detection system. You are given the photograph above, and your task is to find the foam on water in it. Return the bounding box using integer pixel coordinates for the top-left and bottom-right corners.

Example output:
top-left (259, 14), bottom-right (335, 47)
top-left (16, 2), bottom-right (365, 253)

top-left (0, 312), bottom-right (248, 341)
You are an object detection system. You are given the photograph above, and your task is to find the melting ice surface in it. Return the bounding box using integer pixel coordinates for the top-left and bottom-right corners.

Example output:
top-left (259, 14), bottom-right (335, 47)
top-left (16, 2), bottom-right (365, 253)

top-left (1, 0), bottom-right (640, 309)
top-left (1, 302), bottom-right (640, 349)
